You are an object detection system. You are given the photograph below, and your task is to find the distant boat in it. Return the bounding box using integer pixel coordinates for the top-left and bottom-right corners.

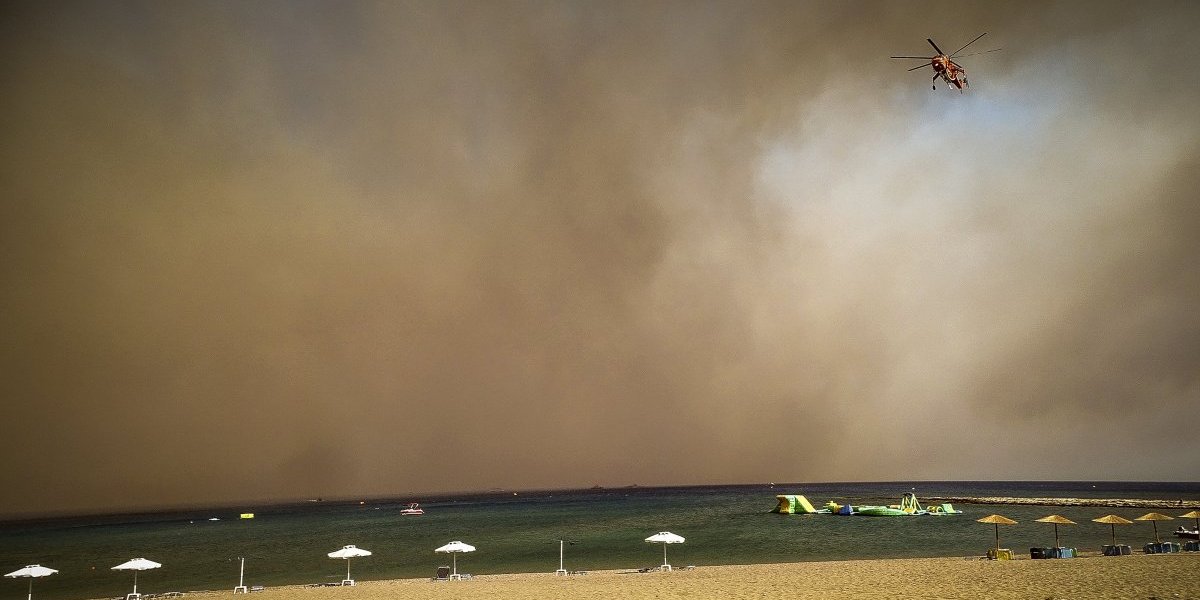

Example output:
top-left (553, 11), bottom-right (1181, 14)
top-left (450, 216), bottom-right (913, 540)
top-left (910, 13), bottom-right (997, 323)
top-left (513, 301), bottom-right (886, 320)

top-left (208, 517), bottom-right (220, 521)
top-left (1174, 527), bottom-right (1199, 540)
top-left (400, 503), bottom-right (424, 516)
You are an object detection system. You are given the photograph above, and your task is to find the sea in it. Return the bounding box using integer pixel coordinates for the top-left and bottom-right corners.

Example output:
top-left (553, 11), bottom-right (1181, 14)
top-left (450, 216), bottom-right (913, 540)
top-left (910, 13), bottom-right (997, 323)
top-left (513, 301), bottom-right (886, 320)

top-left (3, 482), bottom-right (1198, 600)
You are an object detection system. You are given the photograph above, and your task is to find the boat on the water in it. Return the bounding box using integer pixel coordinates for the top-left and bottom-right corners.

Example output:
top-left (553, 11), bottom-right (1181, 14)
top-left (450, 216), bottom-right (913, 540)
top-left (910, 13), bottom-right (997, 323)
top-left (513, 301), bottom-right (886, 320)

top-left (400, 503), bottom-right (424, 516)
top-left (1174, 526), bottom-right (1199, 540)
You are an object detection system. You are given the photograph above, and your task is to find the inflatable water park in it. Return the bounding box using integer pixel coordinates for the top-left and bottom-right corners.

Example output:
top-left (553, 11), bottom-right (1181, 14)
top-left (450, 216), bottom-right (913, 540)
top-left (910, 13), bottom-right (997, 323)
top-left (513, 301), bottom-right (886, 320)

top-left (772, 492), bottom-right (962, 516)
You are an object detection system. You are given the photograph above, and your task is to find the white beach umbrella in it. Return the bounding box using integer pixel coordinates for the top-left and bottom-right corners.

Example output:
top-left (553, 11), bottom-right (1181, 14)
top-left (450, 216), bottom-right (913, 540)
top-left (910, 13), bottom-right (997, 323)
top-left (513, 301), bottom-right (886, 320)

top-left (645, 532), bottom-right (685, 570)
top-left (434, 541), bottom-right (476, 578)
top-left (6, 565), bottom-right (58, 600)
top-left (326, 545), bottom-right (371, 583)
top-left (112, 558), bottom-right (161, 598)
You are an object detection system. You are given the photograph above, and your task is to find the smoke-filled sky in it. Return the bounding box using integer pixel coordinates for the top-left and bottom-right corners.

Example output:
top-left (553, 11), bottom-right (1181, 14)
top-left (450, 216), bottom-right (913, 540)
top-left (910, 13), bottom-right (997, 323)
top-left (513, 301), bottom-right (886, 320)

top-left (2, 0), bottom-right (1198, 518)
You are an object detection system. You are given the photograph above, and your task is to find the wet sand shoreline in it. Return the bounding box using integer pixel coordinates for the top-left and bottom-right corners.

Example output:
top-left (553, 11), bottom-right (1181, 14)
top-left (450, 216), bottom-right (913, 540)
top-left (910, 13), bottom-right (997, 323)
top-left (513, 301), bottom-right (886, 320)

top-left (166, 554), bottom-right (1200, 600)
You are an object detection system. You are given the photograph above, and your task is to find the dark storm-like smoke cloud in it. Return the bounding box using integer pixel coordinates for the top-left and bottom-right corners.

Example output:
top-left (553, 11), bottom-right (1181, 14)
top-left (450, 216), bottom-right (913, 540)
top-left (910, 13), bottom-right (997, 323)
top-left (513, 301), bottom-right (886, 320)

top-left (1, 0), bottom-right (1197, 517)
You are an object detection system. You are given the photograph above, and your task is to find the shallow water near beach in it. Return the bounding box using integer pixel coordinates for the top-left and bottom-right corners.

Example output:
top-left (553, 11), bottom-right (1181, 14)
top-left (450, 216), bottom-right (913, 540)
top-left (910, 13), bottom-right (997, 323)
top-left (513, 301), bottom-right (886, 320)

top-left (3, 482), bottom-right (1197, 600)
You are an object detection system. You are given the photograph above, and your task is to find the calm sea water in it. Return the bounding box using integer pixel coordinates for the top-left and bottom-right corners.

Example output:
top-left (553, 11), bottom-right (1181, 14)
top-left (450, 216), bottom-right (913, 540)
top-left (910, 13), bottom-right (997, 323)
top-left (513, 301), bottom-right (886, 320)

top-left (3, 482), bottom-right (1198, 600)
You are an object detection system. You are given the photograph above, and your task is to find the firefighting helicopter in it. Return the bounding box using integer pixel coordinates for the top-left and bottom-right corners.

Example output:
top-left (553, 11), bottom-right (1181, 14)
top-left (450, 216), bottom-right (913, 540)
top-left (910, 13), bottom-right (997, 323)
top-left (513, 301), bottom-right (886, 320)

top-left (890, 33), bottom-right (1001, 92)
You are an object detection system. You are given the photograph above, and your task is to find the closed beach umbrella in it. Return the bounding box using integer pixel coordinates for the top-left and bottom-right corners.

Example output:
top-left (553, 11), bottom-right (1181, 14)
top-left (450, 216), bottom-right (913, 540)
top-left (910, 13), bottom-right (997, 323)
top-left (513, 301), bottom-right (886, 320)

top-left (976, 514), bottom-right (1018, 554)
top-left (645, 532), bottom-right (685, 570)
top-left (112, 558), bottom-right (161, 598)
top-left (1134, 512), bottom-right (1174, 544)
top-left (1034, 515), bottom-right (1076, 548)
top-left (434, 541), bottom-right (475, 578)
top-left (6, 565), bottom-right (58, 600)
top-left (1091, 515), bottom-right (1133, 546)
top-left (327, 545), bottom-right (371, 584)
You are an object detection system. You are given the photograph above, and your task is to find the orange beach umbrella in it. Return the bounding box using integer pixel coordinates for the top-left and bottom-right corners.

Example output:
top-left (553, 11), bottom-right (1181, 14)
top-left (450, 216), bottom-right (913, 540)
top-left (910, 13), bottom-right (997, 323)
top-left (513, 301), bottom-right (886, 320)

top-left (1091, 514), bottom-right (1133, 546)
top-left (1134, 512), bottom-right (1174, 544)
top-left (977, 514), bottom-right (1018, 553)
top-left (1034, 515), bottom-right (1076, 548)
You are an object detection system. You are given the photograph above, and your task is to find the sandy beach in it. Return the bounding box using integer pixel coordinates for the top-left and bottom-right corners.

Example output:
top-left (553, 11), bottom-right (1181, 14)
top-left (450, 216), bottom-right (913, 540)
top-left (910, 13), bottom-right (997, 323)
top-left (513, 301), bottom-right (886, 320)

top-left (177, 554), bottom-right (1200, 600)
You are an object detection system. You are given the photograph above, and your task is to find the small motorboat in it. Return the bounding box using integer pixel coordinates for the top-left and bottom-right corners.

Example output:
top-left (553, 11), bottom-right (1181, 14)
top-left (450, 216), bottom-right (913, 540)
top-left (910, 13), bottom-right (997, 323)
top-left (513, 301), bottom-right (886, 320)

top-left (1173, 526), bottom-right (1199, 540)
top-left (400, 503), bottom-right (424, 516)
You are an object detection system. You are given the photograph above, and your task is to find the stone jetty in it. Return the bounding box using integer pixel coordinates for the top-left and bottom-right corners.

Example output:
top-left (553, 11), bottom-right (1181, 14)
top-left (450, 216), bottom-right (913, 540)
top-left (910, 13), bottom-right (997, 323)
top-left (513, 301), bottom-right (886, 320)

top-left (926, 496), bottom-right (1200, 509)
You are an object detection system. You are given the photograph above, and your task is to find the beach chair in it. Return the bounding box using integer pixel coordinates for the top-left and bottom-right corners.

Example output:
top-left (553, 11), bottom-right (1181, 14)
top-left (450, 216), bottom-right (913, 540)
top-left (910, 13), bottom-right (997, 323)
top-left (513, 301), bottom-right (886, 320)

top-left (432, 566), bottom-right (451, 582)
top-left (249, 586), bottom-right (265, 593)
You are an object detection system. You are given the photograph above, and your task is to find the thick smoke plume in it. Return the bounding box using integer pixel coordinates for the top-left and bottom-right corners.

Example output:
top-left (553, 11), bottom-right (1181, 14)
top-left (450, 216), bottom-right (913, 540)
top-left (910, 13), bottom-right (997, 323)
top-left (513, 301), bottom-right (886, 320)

top-left (2, 1), bottom-right (1198, 517)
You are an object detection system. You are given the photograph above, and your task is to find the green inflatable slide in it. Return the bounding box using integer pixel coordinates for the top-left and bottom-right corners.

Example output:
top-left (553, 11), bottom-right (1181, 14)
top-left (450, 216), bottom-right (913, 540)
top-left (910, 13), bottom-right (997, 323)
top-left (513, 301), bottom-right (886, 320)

top-left (773, 494), bottom-right (822, 514)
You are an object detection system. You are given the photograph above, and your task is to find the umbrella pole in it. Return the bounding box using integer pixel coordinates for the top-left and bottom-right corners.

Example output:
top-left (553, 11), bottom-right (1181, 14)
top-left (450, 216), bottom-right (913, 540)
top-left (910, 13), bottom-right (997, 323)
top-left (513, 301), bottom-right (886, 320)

top-left (133, 570), bottom-right (138, 596)
top-left (1110, 524), bottom-right (1116, 546)
top-left (1054, 523), bottom-right (1060, 548)
top-left (28, 578), bottom-right (33, 600)
top-left (664, 543), bottom-right (668, 568)
top-left (452, 553), bottom-right (457, 576)
top-left (346, 558), bottom-right (351, 582)
top-left (1153, 521), bottom-right (1160, 544)
top-left (994, 523), bottom-right (1000, 553)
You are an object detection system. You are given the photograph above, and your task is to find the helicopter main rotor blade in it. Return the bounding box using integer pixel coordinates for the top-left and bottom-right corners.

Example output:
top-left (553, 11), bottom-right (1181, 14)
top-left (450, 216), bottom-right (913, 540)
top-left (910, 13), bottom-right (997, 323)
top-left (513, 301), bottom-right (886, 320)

top-left (891, 56), bottom-right (932, 59)
top-left (950, 32), bottom-right (988, 57)
top-left (927, 38), bottom-right (945, 55)
top-left (953, 48), bottom-right (1003, 58)
top-left (907, 63), bottom-right (932, 71)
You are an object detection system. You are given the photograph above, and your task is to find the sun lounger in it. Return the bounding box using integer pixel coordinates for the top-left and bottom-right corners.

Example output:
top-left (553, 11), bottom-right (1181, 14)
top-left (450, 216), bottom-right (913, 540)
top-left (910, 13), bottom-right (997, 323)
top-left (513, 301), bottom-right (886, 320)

top-left (249, 586), bottom-right (265, 593)
top-left (1143, 541), bottom-right (1181, 554)
top-left (432, 566), bottom-right (451, 582)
